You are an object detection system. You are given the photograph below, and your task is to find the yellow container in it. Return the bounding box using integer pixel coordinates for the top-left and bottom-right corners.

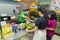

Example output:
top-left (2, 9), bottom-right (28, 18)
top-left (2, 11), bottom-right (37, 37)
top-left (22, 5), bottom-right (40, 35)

top-left (30, 8), bottom-right (37, 12)
top-left (2, 24), bottom-right (12, 34)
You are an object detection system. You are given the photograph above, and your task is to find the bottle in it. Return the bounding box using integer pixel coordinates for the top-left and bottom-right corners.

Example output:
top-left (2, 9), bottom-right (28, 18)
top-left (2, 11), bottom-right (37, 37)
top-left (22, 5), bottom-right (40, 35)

top-left (12, 23), bottom-right (17, 33)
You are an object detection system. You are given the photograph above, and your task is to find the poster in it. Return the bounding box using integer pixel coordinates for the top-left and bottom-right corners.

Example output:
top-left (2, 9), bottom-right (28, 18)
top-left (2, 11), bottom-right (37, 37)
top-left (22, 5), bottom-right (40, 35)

top-left (50, 0), bottom-right (60, 10)
top-left (22, 2), bottom-right (28, 10)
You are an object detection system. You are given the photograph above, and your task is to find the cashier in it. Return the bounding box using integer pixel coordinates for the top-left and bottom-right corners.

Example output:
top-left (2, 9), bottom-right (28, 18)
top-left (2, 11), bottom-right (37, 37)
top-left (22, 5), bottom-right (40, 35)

top-left (18, 9), bottom-right (29, 23)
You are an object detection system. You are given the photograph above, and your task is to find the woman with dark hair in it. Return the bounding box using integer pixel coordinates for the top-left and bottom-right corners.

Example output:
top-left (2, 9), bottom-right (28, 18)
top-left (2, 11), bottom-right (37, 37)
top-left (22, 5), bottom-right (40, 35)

top-left (26, 7), bottom-right (48, 40)
top-left (46, 11), bottom-right (57, 40)
top-left (38, 7), bottom-right (48, 19)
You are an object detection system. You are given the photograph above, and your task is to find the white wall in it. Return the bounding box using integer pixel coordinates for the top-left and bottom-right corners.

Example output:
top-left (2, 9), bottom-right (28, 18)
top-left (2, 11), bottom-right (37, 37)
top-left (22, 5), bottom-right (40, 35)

top-left (0, 1), bottom-right (19, 15)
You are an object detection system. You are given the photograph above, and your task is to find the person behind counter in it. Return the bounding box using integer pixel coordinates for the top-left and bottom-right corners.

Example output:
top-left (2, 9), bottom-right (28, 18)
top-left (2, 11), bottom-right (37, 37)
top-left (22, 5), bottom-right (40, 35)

top-left (46, 11), bottom-right (57, 40)
top-left (26, 7), bottom-right (48, 40)
top-left (13, 7), bottom-right (19, 18)
top-left (18, 9), bottom-right (31, 30)
top-left (18, 9), bottom-right (30, 23)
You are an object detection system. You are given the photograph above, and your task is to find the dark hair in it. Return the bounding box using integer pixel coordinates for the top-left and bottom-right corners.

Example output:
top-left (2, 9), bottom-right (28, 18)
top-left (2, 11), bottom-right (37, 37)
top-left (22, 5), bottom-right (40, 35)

top-left (38, 7), bottom-right (46, 13)
top-left (35, 17), bottom-right (47, 30)
top-left (23, 9), bottom-right (29, 11)
top-left (38, 7), bottom-right (48, 19)
top-left (48, 11), bottom-right (57, 20)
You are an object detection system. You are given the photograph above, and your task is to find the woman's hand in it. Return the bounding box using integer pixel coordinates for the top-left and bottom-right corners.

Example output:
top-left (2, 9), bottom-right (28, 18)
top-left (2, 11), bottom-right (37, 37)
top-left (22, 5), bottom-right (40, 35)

top-left (26, 29), bottom-right (30, 32)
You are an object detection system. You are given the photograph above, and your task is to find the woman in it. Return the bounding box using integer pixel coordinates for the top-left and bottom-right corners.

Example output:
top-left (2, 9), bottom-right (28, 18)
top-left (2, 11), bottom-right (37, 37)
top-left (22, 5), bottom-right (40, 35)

top-left (46, 11), bottom-right (57, 40)
top-left (18, 9), bottom-right (29, 23)
top-left (26, 7), bottom-right (48, 40)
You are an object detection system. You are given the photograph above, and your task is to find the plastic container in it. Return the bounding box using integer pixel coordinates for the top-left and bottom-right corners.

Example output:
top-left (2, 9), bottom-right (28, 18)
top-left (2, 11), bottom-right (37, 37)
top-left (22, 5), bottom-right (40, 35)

top-left (12, 23), bottom-right (17, 33)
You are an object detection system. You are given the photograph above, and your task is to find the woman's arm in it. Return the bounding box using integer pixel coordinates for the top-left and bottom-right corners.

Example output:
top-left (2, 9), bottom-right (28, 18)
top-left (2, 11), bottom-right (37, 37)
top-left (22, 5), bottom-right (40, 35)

top-left (22, 14), bottom-right (28, 19)
top-left (46, 20), bottom-right (57, 31)
top-left (46, 27), bottom-right (55, 31)
top-left (26, 26), bottom-right (38, 32)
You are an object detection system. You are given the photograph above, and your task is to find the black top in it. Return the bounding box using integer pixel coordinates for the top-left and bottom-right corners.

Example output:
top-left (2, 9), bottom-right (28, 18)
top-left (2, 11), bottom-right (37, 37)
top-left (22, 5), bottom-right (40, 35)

top-left (35, 17), bottom-right (48, 30)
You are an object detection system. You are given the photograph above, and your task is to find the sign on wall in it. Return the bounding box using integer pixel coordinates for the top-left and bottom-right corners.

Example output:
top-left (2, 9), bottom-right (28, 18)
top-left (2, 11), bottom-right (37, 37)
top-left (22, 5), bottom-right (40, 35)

top-left (50, 0), bottom-right (60, 10)
top-left (31, 2), bottom-right (37, 8)
top-left (22, 2), bottom-right (28, 10)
